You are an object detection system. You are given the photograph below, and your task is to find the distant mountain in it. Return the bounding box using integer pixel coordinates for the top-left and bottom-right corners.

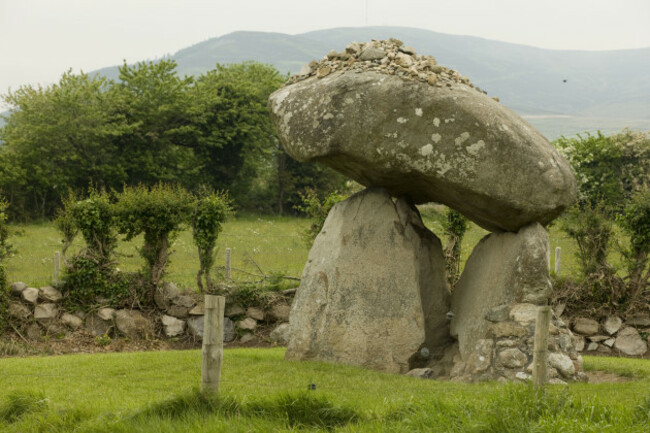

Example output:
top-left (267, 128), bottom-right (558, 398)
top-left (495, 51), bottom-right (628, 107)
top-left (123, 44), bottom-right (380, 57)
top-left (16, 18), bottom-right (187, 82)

top-left (18, 27), bottom-right (650, 139)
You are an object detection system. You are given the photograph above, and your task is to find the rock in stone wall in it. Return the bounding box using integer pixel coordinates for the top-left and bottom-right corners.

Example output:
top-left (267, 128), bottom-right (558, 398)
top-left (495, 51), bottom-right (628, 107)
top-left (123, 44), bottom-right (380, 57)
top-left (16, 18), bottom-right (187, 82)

top-left (450, 223), bottom-right (551, 360)
top-left (286, 188), bottom-right (450, 373)
top-left (444, 303), bottom-right (585, 383)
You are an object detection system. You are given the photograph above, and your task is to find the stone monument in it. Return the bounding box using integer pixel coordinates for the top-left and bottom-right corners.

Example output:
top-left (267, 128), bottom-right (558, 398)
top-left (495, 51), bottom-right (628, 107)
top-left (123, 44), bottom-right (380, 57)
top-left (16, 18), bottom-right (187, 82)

top-left (269, 39), bottom-right (583, 382)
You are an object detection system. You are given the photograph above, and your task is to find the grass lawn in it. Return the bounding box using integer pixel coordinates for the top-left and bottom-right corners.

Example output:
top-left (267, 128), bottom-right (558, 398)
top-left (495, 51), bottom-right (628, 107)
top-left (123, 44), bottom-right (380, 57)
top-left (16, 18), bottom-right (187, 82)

top-left (0, 348), bottom-right (648, 432)
top-left (6, 211), bottom-right (608, 291)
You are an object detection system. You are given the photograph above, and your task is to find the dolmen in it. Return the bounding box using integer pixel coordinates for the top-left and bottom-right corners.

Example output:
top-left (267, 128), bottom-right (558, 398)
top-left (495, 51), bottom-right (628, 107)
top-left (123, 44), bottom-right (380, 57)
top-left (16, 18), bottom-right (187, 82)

top-left (269, 39), bottom-right (584, 382)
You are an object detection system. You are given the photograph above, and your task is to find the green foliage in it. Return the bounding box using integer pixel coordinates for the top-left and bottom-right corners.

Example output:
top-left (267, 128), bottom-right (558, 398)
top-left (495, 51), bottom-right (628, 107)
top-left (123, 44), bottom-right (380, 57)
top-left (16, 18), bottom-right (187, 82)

top-left (191, 190), bottom-right (231, 292)
top-left (113, 59), bottom-right (198, 187)
top-left (0, 71), bottom-right (132, 219)
top-left (275, 155), bottom-right (349, 216)
top-left (0, 281), bottom-right (8, 332)
top-left (54, 190), bottom-right (79, 259)
top-left (561, 204), bottom-right (613, 276)
top-left (555, 129), bottom-right (650, 211)
top-left (63, 255), bottom-right (130, 307)
top-left (618, 189), bottom-right (650, 299)
top-left (60, 189), bottom-right (127, 307)
top-left (295, 189), bottom-right (347, 244)
top-left (0, 198), bottom-right (13, 329)
top-left (227, 279), bottom-right (291, 311)
top-left (555, 129), bottom-right (650, 309)
top-left (619, 189), bottom-right (650, 257)
top-left (186, 62), bottom-right (296, 212)
top-left (94, 334), bottom-right (112, 347)
top-left (0, 59), bottom-right (343, 220)
top-left (442, 208), bottom-right (468, 288)
top-left (114, 183), bottom-right (195, 287)
top-left (69, 189), bottom-right (116, 264)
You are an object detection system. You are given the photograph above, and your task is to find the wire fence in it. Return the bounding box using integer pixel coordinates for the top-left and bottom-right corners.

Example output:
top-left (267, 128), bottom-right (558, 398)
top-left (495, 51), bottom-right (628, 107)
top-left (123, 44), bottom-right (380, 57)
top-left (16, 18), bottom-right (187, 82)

top-left (6, 227), bottom-right (312, 290)
top-left (5, 219), bottom-right (599, 290)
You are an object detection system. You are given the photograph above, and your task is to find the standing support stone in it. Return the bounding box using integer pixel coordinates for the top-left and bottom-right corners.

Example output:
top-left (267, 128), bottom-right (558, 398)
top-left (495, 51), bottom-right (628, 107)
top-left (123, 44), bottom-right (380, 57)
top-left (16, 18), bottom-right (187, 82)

top-left (53, 251), bottom-right (60, 282)
top-left (286, 188), bottom-right (451, 373)
top-left (225, 248), bottom-right (231, 280)
top-left (201, 295), bottom-right (225, 394)
top-left (554, 247), bottom-right (561, 276)
top-left (532, 306), bottom-right (551, 387)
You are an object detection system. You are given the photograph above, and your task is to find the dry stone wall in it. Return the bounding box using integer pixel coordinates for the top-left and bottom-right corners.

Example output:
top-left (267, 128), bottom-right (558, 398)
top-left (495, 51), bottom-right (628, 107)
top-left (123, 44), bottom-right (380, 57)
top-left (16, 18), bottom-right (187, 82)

top-left (4, 281), bottom-right (291, 347)
top-left (566, 314), bottom-right (650, 357)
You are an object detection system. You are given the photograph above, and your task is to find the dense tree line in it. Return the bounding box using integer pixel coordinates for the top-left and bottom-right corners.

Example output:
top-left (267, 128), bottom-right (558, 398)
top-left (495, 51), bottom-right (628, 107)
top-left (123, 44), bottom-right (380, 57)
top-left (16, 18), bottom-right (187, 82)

top-left (0, 60), bottom-right (346, 220)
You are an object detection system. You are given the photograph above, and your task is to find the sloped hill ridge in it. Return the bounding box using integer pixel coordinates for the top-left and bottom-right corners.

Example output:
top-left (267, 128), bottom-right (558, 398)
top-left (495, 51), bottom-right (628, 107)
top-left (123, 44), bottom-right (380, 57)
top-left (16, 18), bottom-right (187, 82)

top-left (7, 27), bottom-right (650, 139)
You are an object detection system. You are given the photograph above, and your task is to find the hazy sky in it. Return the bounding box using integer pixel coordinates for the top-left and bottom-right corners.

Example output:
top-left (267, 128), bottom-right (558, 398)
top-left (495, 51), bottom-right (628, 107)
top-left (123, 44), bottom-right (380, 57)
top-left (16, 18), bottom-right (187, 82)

top-left (1, 0), bottom-right (649, 97)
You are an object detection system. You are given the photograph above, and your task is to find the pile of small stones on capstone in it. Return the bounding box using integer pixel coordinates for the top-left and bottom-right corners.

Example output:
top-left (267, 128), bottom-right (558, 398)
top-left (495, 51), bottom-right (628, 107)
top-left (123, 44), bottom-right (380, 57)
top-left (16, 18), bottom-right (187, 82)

top-left (4, 281), bottom-right (292, 346)
top-left (286, 38), bottom-right (498, 101)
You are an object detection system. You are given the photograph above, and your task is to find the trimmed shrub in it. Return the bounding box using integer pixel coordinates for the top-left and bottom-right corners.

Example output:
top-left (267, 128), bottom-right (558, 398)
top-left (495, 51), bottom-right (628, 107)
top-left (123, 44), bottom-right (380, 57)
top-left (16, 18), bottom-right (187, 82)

top-left (114, 184), bottom-right (195, 288)
top-left (192, 190), bottom-right (231, 293)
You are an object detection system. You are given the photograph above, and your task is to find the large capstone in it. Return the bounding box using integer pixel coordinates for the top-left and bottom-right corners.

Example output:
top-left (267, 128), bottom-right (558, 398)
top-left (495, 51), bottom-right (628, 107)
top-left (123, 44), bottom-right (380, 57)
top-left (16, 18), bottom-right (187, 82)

top-left (286, 188), bottom-right (451, 373)
top-left (268, 41), bottom-right (576, 232)
top-left (450, 223), bottom-right (551, 360)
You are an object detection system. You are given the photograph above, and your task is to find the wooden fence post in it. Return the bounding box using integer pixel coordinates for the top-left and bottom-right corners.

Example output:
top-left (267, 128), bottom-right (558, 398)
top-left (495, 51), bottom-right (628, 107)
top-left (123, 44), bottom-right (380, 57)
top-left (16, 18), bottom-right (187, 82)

top-left (225, 248), bottom-right (231, 280)
top-left (53, 251), bottom-right (60, 282)
top-left (554, 247), bottom-right (561, 276)
top-left (201, 295), bottom-right (225, 394)
top-left (532, 305), bottom-right (551, 387)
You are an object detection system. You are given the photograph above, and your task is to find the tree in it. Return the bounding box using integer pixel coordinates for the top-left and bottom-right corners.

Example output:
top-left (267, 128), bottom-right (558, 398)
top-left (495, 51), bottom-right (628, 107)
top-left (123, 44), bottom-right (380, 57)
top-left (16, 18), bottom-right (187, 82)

top-left (187, 62), bottom-right (286, 206)
top-left (275, 153), bottom-right (348, 216)
top-left (112, 60), bottom-right (199, 187)
top-left (0, 71), bottom-right (132, 218)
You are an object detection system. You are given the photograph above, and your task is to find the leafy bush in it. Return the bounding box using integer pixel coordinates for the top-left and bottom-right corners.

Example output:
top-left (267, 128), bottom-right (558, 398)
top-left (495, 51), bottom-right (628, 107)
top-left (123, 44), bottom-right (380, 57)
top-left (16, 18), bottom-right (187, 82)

top-left (0, 198), bottom-right (13, 329)
top-left (63, 255), bottom-right (131, 306)
top-left (561, 204), bottom-right (613, 277)
top-left (69, 189), bottom-right (116, 264)
top-left (295, 189), bottom-right (347, 244)
top-left (60, 189), bottom-right (123, 307)
top-left (442, 208), bottom-right (468, 288)
top-left (555, 129), bottom-right (650, 310)
top-left (192, 190), bottom-right (231, 293)
top-left (555, 129), bottom-right (650, 211)
top-left (618, 189), bottom-right (650, 301)
top-left (114, 184), bottom-right (195, 288)
top-left (53, 190), bottom-right (79, 261)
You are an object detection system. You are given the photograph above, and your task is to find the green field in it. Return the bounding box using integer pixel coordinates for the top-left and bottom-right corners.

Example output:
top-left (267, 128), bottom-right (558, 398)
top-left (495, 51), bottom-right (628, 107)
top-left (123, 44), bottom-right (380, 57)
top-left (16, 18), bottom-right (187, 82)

top-left (0, 348), bottom-right (648, 432)
top-left (6, 212), bottom-right (603, 290)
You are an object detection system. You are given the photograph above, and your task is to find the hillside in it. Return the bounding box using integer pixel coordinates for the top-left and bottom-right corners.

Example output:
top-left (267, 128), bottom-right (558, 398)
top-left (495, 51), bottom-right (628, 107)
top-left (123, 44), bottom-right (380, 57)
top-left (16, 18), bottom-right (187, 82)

top-left (6, 27), bottom-right (650, 139)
